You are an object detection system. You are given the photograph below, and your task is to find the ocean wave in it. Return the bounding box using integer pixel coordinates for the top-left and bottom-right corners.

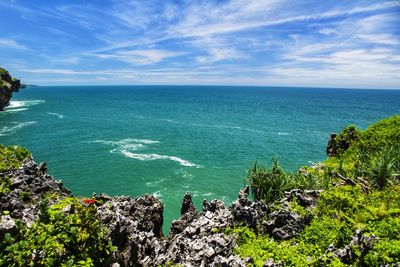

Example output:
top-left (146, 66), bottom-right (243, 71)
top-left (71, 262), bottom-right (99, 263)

top-left (120, 150), bottom-right (201, 168)
top-left (145, 179), bottom-right (166, 187)
top-left (277, 132), bottom-right (290, 136)
top-left (6, 108), bottom-right (28, 113)
top-left (89, 138), bottom-right (201, 168)
top-left (175, 169), bottom-right (194, 179)
top-left (152, 191), bottom-right (162, 199)
top-left (8, 100), bottom-right (45, 108)
top-left (0, 121), bottom-right (37, 136)
top-left (47, 112), bottom-right (64, 119)
top-left (3, 100), bottom-right (45, 113)
top-left (90, 138), bottom-right (160, 146)
top-left (202, 192), bottom-right (215, 197)
top-left (90, 138), bottom-right (153, 152)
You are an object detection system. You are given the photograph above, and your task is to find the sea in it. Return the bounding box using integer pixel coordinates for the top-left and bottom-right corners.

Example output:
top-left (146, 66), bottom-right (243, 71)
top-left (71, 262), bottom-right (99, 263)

top-left (1, 85), bottom-right (399, 231)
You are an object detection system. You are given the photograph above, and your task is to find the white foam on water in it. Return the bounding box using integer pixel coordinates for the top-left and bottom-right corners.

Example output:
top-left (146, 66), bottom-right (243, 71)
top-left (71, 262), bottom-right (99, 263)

top-left (89, 138), bottom-right (158, 150)
top-left (277, 132), bottom-right (290, 135)
top-left (8, 100), bottom-right (45, 108)
top-left (47, 112), bottom-right (64, 119)
top-left (92, 138), bottom-right (160, 145)
top-left (145, 179), bottom-right (166, 187)
top-left (7, 101), bottom-right (26, 108)
top-left (89, 137), bottom-right (200, 168)
top-left (120, 150), bottom-right (202, 168)
top-left (0, 121), bottom-right (37, 136)
top-left (152, 191), bottom-right (162, 199)
top-left (4, 100), bottom-right (45, 113)
top-left (6, 108), bottom-right (28, 113)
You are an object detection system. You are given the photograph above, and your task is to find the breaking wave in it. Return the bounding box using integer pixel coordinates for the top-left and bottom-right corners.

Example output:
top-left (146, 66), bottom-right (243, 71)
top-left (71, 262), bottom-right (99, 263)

top-left (3, 100), bottom-right (45, 113)
top-left (89, 138), bottom-right (201, 168)
top-left (0, 121), bottom-right (37, 136)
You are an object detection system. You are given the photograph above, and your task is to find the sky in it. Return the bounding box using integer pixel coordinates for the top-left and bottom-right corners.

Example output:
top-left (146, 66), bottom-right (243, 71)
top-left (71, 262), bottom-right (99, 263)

top-left (0, 0), bottom-right (400, 89)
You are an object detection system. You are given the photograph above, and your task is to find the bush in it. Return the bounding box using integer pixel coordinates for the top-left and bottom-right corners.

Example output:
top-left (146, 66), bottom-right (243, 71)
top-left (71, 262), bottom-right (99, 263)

top-left (246, 159), bottom-right (291, 203)
top-left (236, 116), bottom-right (400, 266)
top-left (0, 145), bottom-right (31, 172)
top-left (0, 197), bottom-right (115, 267)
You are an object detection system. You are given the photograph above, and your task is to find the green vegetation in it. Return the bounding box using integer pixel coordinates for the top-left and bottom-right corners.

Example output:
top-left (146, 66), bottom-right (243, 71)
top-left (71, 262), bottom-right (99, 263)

top-left (238, 115), bottom-right (400, 266)
top-left (1, 116), bottom-right (399, 266)
top-left (0, 68), bottom-right (7, 75)
top-left (0, 145), bottom-right (31, 172)
top-left (0, 145), bottom-right (115, 266)
top-left (0, 197), bottom-right (115, 267)
top-left (0, 145), bottom-right (31, 194)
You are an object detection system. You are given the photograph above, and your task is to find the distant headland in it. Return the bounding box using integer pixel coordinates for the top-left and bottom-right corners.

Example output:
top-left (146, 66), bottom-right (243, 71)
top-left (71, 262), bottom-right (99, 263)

top-left (0, 68), bottom-right (21, 111)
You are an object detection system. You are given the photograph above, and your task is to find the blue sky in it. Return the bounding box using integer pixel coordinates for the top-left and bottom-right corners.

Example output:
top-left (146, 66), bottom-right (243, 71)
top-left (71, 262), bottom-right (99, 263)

top-left (1, 0), bottom-right (399, 88)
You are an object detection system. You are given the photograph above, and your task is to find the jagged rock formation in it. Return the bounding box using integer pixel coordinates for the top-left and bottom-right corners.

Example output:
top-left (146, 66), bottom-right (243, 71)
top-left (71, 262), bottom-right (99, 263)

top-left (324, 230), bottom-right (378, 264)
top-left (0, 158), bottom-right (70, 236)
top-left (1, 157), bottom-right (323, 266)
top-left (0, 68), bottom-right (21, 111)
top-left (326, 126), bottom-right (359, 156)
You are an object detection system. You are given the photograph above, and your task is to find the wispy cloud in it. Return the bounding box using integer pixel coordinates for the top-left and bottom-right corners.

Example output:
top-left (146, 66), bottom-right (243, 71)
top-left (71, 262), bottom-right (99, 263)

top-left (0, 38), bottom-right (29, 50)
top-left (167, 1), bottom-right (400, 38)
top-left (90, 49), bottom-right (178, 65)
top-left (1, 0), bottom-right (399, 88)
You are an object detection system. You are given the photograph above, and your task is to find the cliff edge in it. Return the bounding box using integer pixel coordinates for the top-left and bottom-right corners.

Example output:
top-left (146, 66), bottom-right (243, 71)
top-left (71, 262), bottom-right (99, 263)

top-left (0, 68), bottom-right (21, 111)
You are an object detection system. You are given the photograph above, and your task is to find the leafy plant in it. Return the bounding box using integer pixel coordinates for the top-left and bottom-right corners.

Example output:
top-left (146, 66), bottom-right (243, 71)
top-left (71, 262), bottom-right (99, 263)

top-left (0, 145), bottom-right (31, 172)
top-left (235, 116), bottom-right (400, 266)
top-left (0, 197), bottom-right (115, 267)
top-left (246, 159), bottom-right (291, 203)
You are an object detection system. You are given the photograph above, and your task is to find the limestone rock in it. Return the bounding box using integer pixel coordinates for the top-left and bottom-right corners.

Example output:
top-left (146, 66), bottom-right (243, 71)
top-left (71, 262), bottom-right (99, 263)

top-left (0, 67), bottom-right (21, 111)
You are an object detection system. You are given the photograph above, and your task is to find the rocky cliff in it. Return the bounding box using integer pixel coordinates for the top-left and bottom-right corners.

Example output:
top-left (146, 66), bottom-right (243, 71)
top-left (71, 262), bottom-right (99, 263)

top-left (0, 68), bottom-right (21, 111)
top-left (0, 154), bottom-right (321, 266)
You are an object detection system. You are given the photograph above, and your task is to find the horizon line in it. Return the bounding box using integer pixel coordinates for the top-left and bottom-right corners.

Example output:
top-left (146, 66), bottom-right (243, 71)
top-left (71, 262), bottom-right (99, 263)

top-left (27, 84), bottom-right (400, 91)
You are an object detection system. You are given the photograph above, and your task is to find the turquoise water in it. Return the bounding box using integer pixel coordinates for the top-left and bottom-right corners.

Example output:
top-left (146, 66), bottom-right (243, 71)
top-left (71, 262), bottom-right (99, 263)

top-left (1, 86), bottom-right (399, 231)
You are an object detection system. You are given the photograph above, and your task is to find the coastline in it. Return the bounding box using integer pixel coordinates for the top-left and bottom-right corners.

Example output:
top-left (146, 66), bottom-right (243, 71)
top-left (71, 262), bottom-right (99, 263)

top-left (1, 115), bottom-right (399, 266)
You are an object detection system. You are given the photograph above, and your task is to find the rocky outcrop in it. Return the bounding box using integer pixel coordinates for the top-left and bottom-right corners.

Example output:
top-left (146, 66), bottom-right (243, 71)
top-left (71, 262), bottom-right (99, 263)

top-left (324, 230), bottom-right (378, 264)
top-left (0, 158), bottom-right (70, 234)
top-left (326, 126), bottom-right (359, 156)
top-left (96, 193), bottom-right (165, 266)
top-left (0, 67), bottom-right (21, 111)
top-left (1, 156), bottom-right (324, 266)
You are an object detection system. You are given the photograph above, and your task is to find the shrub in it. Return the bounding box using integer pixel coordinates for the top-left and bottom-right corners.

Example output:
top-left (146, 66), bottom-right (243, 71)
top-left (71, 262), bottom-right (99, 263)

top-left (0, 145), bottom-right (31, 172)
top-left (246, 159), bottom-right (291, 203)
top-left (0, 197), bottom-right (115, 266)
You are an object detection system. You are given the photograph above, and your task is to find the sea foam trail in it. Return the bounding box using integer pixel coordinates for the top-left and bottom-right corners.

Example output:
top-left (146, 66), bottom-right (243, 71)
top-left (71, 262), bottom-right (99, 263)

top-left (0, 122), bottom-right (37, 136)
top-left (4, 100), bottom-right (45, 113)
top-left (89, 138), bottom-right (201, 168)
top-left (47, 112), bottom-right (64, 119)
top-left (120, 150), bottom-right (202, 168)
top-left (6, 108), bottom-right (28, 113)
top-left (8, 100), bottom-right (45, 108)
top-left (90, 138), bottom-right (160, 146)
top-left (277, 132), bottom-right (290, 136)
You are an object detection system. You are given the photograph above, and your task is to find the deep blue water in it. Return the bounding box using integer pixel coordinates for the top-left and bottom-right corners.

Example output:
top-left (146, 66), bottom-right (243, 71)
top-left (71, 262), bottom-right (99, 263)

top-left (1, 85), bottom-right (399, 230)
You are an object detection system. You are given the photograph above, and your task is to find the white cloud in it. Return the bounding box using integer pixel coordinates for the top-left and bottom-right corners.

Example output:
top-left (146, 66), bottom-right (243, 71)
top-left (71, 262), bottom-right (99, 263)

top-left (196, 47), bottom-right (244, 63)
top-left (356, 34), bottom-right (399, 45)
top-left (0, 38), bottom-right (29, 50)
top-left (90, 49), bottom-right (178, 65)
top-left (167, 1), bottom-right (400, 38)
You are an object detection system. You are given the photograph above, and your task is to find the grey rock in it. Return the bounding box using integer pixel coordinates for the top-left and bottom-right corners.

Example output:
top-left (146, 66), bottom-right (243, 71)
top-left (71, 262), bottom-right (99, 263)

top-left (181, 192), bottom-right (196, 215)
